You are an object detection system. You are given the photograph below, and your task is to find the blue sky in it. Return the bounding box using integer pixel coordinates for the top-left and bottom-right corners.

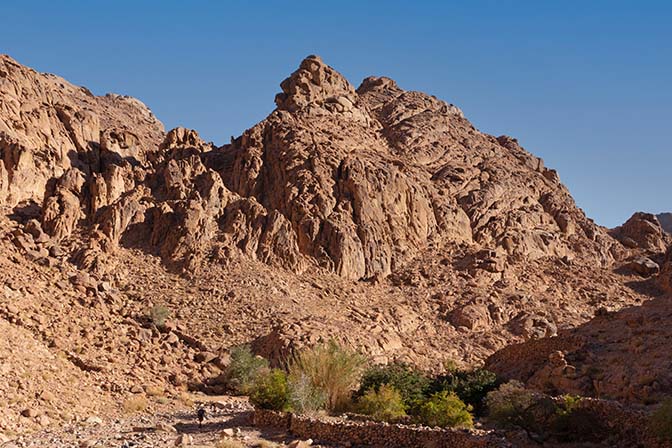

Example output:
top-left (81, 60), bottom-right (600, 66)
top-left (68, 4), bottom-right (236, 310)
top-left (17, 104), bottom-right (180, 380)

top-left (1, 0), bottom-right (670, 227)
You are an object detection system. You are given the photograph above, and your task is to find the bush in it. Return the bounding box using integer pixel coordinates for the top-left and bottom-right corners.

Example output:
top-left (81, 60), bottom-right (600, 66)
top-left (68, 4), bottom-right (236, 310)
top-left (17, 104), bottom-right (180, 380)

top-left (144, 385), bottom-right (165, 397)
top-left (356, 362), bottom-right (430, 411)
top-left (216, 439), bottom-right (245, 448)
top-left (223, 345), bottom-right (269, 394)
top-left (288, 371), bottom-right (327, 414)
top-left (288, 340), bottom-right (366, 412)
top-left (486, 381), bottom-right (557, 442)
top-left (650, 398), bottom-right (672, 441)
top-left (149, 303), bottom-right (170, 328)
top-left (357, 384), bottom-right (407, 422)
top-left (430, 368), bottom-right (498, 415)
top-left (123, 396), bottom-right (148, 413)
top-left (250, 368), bottom-right (289, 411)
top-left (417, 391), bottom-right (473, 428)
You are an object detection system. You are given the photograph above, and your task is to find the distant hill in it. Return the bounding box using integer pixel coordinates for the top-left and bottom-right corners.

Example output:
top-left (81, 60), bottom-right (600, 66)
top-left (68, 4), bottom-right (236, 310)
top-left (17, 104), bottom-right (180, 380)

top-left (657, 213), bottom-right (672, 234)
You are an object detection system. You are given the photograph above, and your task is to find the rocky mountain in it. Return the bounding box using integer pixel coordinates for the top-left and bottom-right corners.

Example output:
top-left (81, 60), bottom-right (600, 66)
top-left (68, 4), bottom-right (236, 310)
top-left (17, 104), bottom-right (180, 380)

top-left (657, 212), bottom-right (672, 234)
top-left (488, 212), bottom-right (672, 404)
top-left (1, 54), bottom-right (619, 280)
top-left (0, 53), bottom-right (670, 438)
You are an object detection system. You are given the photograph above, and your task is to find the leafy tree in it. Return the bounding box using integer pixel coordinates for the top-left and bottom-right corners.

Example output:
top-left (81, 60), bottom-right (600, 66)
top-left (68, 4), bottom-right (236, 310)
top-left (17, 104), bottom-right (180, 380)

top-left (223, 345), bottom-right (269, 394)
top-left (355, 362), bottom-right (430, 412)
top-left (430, 368), bottom-right (498, 415)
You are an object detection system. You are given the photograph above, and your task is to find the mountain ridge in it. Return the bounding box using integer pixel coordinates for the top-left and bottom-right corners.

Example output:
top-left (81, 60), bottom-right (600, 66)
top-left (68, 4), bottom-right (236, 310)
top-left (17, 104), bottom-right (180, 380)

top-left (0, 54), bottom-right (670, 440)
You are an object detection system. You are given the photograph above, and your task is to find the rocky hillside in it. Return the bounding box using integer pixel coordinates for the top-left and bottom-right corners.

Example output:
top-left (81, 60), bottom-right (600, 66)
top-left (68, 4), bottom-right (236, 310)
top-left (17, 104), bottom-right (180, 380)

top-left (1, 54), bottom-right (670, 436)
top-left (1, 54), bottom-right (619, 280)
top-left (487, 213), bottom-right (672, 403)
top-left (657, 212), bottom-right (672, 234)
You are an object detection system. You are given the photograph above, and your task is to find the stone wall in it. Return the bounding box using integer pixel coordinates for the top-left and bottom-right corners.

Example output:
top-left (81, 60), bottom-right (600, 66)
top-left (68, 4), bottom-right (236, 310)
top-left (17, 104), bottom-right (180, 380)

top-left (253, 399), bottom-right (672, 448)
top-left (252, 409), bottom-right (511, 448)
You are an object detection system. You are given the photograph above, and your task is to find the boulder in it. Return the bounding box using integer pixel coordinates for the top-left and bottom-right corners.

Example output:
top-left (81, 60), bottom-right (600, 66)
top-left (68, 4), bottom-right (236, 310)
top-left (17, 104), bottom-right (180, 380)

top-left (625, 256), bottom-right (660, 277)
top-left (611, 212), bottom-right (669, 252)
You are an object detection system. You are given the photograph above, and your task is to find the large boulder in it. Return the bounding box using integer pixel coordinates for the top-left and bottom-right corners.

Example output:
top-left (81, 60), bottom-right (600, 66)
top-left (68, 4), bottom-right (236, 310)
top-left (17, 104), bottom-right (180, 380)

top-left (611, 212), bottom-right (669, 252)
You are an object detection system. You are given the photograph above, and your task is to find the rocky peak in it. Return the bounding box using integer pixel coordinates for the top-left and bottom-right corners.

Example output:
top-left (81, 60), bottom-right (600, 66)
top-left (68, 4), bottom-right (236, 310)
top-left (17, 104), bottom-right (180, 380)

top-left (160, 127), bottom-right (210, 153)
top-left (656, 212), bottom-right (672, 234)
top-left (274, 55), bottom-right (359, 113)
top-left (1, 54), bottom-right (619, 281)
top-left (0, 55), bottom-right (163, 208)
top-left (611, 212), bottom-right (670, 252)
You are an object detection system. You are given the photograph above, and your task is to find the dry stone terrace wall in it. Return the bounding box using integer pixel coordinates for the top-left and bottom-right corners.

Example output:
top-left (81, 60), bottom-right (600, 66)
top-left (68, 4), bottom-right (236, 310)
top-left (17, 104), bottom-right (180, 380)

top-left (253, 398), bottom-right (672, 448)
top-left (252, 409), bottom-right (511, 448)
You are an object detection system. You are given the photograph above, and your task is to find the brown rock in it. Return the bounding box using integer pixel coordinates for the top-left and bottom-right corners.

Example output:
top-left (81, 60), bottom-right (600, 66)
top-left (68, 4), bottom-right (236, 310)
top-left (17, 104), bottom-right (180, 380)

top-left (611, 212), bottom-right (670, 252)
top-left (625, 256), bottom-right (660, 277)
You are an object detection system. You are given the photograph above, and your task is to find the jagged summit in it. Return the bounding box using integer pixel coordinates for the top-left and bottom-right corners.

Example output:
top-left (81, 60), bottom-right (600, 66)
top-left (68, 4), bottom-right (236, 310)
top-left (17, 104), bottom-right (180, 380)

top-left (274, 54), bottom-right (359, 114)
top-left (1, 53), bottom-right (618, 281)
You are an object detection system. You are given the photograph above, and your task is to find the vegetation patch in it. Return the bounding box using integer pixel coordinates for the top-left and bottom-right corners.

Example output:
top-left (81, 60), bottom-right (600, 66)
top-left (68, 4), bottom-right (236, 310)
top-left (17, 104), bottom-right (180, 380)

top-left (223, 345), bottom-right (269, 395)
top-left (356, 384), bottom-right (407, 422)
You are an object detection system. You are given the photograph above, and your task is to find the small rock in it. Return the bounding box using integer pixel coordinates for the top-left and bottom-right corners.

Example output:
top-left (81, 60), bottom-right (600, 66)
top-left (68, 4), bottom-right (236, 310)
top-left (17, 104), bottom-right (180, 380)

top-left (288, 440), bottom-right (313, 448)
top-left (222, 428), bottom-right (235, 437)
top-left (174, 434), bottom-right (193, 446)
top-left (626, 256), bottom-right (660, 277)
top-left (37, 414), bottom-right (50, 426)
top-left (49, 245), bottom-right (65, 258)
top-left (194, 351), bottom-right (217, 363)
top-left (155, 422), bottom-right (177, 433)
top-left (85, 416), bottom-right (103, 425)
top-left (40, 390), bottom-right (56, 402)
top-left (21, 408), bottom-right (39, 418)
top-left (165, 332), bottom-right (180, 345)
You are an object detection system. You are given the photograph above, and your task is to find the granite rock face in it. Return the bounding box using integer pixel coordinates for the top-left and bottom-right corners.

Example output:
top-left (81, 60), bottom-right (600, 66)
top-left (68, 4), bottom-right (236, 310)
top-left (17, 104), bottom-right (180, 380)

top-left (1, 54), bottom-right (618, 279)
top-left (0, 55), bottom-right (163, 208)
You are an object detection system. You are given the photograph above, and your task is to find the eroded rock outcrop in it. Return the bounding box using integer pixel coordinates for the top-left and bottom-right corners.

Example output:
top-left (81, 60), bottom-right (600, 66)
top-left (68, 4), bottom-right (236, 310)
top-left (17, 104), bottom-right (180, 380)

top-left (0, 54), bottom-right (163, 208)
top-left (656, 212), bottom-right (672, 234)
top-left (611, 212), bottom-right (670, 252)
top-left (218, 55), bottom-right (615, 280)
top-left (1, 54), bottom-right (619, 280)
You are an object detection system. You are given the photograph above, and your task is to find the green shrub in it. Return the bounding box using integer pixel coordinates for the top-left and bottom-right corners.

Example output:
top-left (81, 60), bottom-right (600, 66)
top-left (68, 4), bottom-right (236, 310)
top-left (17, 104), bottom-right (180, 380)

top-left (149, 303), bottom-right (170, 328)
top-left (650, 398), bottom-right (672, 441)
top-left (357, 384), bottom-right (407, 422)
top-left (288, 340), bottom-right (366, 412)
top-left (249, 368), bottom-right (289, 411)
top-left (288, 371), bottom-right (327, 414)
top-left (223, 345), bottom-right (269, 395)
top-left (430, 368), bottom-right (498, 415)
top-left (356, 362), bottom-right (430, 412)
top-left (417, 391), bottom-right (473, 428)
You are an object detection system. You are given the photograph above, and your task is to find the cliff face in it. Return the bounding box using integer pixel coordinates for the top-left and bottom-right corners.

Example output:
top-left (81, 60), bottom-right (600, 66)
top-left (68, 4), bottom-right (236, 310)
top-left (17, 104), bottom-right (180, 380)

top-left (0, 55), bottom-right (164, 207)
top-left (0, 54), bottom-right (619, 281)
top-left (218, 56), bottom-right (616, 281)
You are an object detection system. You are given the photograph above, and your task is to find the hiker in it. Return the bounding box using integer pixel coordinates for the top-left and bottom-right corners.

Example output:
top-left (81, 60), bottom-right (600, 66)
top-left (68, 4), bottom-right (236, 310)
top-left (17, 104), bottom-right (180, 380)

top-left (197, 407), bottom-right (206, 428)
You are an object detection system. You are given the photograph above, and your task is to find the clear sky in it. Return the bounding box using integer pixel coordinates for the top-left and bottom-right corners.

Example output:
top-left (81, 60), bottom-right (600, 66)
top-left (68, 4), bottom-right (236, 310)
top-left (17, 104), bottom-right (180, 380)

top-left (1, 0), bottom-right (670, 227)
